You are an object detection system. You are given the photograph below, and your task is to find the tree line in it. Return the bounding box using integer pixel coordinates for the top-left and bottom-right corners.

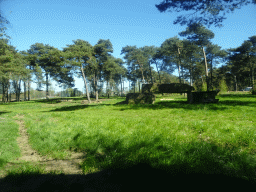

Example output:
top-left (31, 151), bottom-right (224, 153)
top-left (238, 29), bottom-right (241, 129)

top-left (1, 0), bottom-right (256, 103)
top-left (0, 23), bottom-right (255, 103)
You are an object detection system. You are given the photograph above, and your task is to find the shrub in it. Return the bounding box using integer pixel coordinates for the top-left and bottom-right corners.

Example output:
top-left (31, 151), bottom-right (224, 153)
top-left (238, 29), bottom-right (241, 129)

top-left (201, 82), bottom-right (207, 92)
top-left (218, 79), bottom-right (228, 93)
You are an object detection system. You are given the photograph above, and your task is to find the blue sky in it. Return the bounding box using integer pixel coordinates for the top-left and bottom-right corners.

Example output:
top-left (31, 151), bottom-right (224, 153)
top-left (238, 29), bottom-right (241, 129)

top-left (1, 0), bottom-right (256, 93)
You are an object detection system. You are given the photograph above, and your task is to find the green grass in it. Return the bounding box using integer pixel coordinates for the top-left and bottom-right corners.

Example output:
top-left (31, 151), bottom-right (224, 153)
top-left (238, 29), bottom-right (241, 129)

top-left (0, 114), bottom-right (20, 167)
top-left (0, 93), bottom-right (256, 182)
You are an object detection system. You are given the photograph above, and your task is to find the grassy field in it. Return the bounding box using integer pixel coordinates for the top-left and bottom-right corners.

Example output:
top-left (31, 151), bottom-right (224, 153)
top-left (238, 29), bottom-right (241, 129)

top-left (0, 92), bottom-right (256, 182)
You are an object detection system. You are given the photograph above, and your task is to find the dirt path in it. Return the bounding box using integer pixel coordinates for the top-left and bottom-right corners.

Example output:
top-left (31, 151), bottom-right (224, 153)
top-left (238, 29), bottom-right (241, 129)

top-left (0, 98), bottom-right (123, 180)
top-left (0, 114), bottom-right (123, 192)
top-left (0, 114), bottom-right (86, 178)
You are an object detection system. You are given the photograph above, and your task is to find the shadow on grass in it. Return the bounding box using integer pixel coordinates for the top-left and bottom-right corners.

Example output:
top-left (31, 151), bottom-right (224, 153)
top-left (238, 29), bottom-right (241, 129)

top-left (45, 103), bottom-right (126, 112)
top-left (44, 99), bottom-right (256, 112)
top-left (46, 104), bottom-right (99, 112)
top-left (219, 94), bottom-right (256, 98)
top-left (114, 94), bottom-right (256, 111)
top-left (0, 163), bottom-right (254, 192)
top-left (0, 97), bottom-right (102, 105)
top-left (115, 100), bottom-right (228, 111)
top-left (219, 100), bottom-right (256, 106)
top-left (32, 97), bottom-right (84, 104)
top-left (1, 134), bottom-right (256, 191)
top-left (32, 96), bottom-right (121, 104)
top-left (0, 111), bottom-right (11, 116)
top-left (39, 96), bottom-right (256, 113)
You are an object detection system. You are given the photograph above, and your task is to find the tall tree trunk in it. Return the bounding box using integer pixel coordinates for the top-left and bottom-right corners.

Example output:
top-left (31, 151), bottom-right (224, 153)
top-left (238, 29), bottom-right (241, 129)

top-left (95, 72), bottom-right (99, 102)
top-left (81, 64), bottom-right (91, 103)
top-left (178, 63), bottom-right (181, 84)
top-left (158, 71), bottom-right (161, 84)
top-left (24, 81), bottom-right (26, 101)
top-left (178, 64), bottom-right (182, 95)
top-left (190, 58), bottom-right (193, 86)
top-left (9, 83), bottom-right (11, 102)
top-left (182, 66), bottom-right (185, 84)
top-left (177, 47), bottom-right (183, 95)
top-left (177, 47), bottom-right (182, 84)
top-left (18, 79), bottom-right (21, 102)
top-left (201, 76), bottom-right (204, 91)
top-left (139, 79), bottom-right (140, 93)
top-left (141, 70), bottom-right (145, 83)
top-left (155, 63), bottom-right (163, 95)
top-left (93, 73), bottom-right (96, 98)
top-left (6, 82), bottom-right (9, 102)
top-left (189, 67), bottom-right (192, 86)
top-left (28, 79), bottom-right (30, 101)
top-left (154, 60), bottom-right (161, 84)
top-left (252, 66), bottom-right (254, 89)
top-left (4, 82), bottom-right (6, 102)
top-left (234, 75), bottom-right (237, 91)
top-left (107, 80), bottom-right (109, 98)
top-left (178, 47), bottom-right (185, 84)
top-left (249, 55), bottom-right (254, 89)
top-left (14, 80), bottom-right (18, 101)
top-left (2, 82), bottom-right (6, 102)
top-left (210, 57), bottom-right (213, 91)
top-left (5, 82), bottom-right (7, 103)
top-left (201, 46), bottom-right (209, 91)
top-left (28, 66), bottom-right (31, 101)
top-left (14, 81), bottom-right (17, 101)
top-left (46, 72), bottom-right (49, 100)
top-left (182, 67), bottom-right (185, 97)
top-left (120, 76), bottom-right (122, 96)
top-left (7, 72), bottom-right (12, 102)
top-left (148, 62), bottom-right (153, 84)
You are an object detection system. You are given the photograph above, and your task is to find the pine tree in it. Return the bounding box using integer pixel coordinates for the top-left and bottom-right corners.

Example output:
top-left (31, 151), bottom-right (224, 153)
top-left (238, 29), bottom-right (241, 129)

top-left (179, 23), bottom-right (215, 91)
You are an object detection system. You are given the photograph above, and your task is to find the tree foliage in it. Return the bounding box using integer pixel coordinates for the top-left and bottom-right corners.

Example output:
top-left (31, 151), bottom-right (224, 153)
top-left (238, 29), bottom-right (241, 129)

top-left (62, 39), bottom-right (95, 103)
top-left (179, 23), bottom-right (215, 91)
top-left (228, 36), bottom-right (256, 90)
top-left (155, 0), bottom-right (254, 28)
top-left (1, 2), bottom-right (255, 101)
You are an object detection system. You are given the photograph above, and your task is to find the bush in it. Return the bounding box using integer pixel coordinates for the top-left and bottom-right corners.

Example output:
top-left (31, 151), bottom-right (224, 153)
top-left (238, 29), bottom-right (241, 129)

top-left (218, 79), bottom-right (228, 93)
top-left (201, 82), bottom-right (207, 92)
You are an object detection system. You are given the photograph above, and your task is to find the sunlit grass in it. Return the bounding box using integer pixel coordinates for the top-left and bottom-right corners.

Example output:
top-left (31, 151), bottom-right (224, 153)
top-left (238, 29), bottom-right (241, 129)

top-left (1, 161), bottom-right (65, 182)
top-left (0, 115), bottom-right (20, 167)
top-left (0, 93), bottom-right (256, 181)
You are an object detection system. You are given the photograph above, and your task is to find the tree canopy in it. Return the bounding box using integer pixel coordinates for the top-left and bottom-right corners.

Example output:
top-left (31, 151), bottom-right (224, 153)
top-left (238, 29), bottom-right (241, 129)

top-left (155, 0), bottom-right (255, 28)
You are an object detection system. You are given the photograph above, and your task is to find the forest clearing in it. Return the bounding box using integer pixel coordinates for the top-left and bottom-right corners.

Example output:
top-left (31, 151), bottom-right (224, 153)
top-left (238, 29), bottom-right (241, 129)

top-left (0, 93), bottom-right (256, 191)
